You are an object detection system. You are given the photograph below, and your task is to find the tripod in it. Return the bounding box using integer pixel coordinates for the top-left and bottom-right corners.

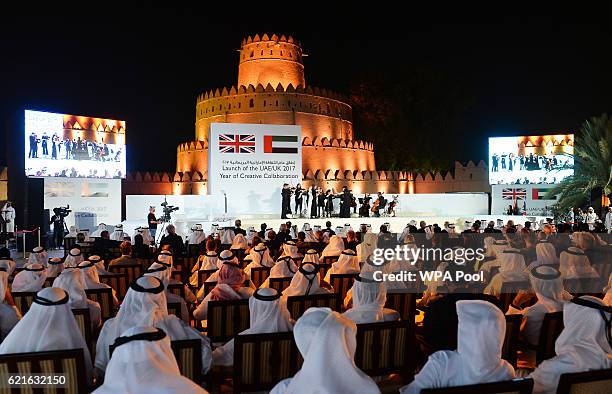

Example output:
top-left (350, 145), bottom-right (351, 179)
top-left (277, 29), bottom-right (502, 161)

top-left (155, 221), bottom-right (171, 247)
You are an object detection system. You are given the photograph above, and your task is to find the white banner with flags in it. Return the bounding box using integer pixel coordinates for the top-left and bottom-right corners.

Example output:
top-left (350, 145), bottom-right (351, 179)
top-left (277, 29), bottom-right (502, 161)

top-left (491, 184), bottom-right (557, 216)
top-left (208, 123), bottom-right (302, 215)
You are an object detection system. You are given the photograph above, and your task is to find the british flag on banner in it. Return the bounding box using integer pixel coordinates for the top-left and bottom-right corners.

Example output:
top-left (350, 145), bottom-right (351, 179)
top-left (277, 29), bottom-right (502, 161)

top-left (502, 188), bottom-right (527, 200)
top-left (218, 134), bottom-right (256, 153)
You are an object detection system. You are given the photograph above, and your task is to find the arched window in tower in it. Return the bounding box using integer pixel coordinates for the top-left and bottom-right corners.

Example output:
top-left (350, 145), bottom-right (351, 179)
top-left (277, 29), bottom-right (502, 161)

top-left (238, 102), bottom-right (241, 109)
top-left (270, 50), bottom-right (273, 55)
top-left (289, 52), bottom-right (292, 58)
top-left (326, 104), bottom-right (330, 113)
top-left (250, 51), bottom-right (254, 58)
top-left (228, 103), bottom-right (231, 110)
top-left (275, 100), bottom-right (278, 106)
top-left (280, 51), bottom-right (283, 56)
top-left (263, 100), bottom-right (266, 107)
top-left (260, 50), bottom-right (263, 55)
top-left (249, 99), bottom-right (254, 108)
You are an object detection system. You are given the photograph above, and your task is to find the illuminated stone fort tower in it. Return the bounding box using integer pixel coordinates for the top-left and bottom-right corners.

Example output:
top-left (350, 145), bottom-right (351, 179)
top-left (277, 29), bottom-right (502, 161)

top-left (176, 33), bottom-right (377, 178)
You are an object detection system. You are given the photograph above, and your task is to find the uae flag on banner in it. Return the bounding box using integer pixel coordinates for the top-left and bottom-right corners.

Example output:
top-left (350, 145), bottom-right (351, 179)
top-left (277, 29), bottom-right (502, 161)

top-left (532, 188), bottom-right (553, 200)
top-left (264, 135), bottom-right (298, 154)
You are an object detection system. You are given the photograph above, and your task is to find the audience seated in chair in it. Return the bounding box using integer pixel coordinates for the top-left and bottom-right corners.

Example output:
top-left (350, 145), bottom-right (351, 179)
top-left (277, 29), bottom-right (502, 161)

top-left (283, 261), bottom-right (331, 297)
top-left (10, 263), bottom-right (46, 292)
top-left (401, 300), bottom-right (515, 393)
top-left (95, 276), bottom-right (212, 376)
top-left (52, 268), bottom-right (102, 330)
top-left (343, 272), bottom-right (399, 324)
top-left (0, 287), bottom-right (94, 383)
top-left (109, 241), bottom-right (137, 267)
top-left (94, 326), bottom-right (207, 393)
top-left (270, 307), bottom-right (379, 394)
top-left (526, 296), bottom-right (612, 393)
top-left (212, 287), bottom-right (293, 366)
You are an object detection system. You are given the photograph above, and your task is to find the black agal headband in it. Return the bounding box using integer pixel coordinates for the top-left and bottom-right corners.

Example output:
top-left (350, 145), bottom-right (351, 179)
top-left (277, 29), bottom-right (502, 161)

top-left (130, 277), bottom-right (165, 294)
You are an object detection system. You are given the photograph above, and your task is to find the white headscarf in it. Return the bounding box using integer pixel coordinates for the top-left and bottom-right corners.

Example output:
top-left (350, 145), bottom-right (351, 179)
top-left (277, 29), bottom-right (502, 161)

top-left (400, 300), bottom-right (515, 393)
top-left (64, 248), bottom-right (84, 267)
top-left (110, 224), bottom-right (126, 242)
top-left (343, 274), bottom-right (387, 324)
top-left (302, 223), bottom-right (317, 242)
top-left (89, 255), bottom-right (111, 275)
top-left (78, 259), bottom-right (102, 288)
top-left (27, 246), bottom-right (47, 267)
top-left (0, 288), bottom-right (93, 381)
top-left (324, 249), bottom-right (360, 283)
top-left (95, 276), bottom-right (212, 374)
top-left (321, 235), bottom-right (344, 257)
top-left (94, 326), bottom-right (207, 394)
top-left (11, 263), bottom-right (47, 292)
top-left (187, 225), bottom-right (206, 245)
top-left (271, 308), bottom-right (379, 394)
top-left (46, 257), bottom-right (64, 277)
top-left (529, 296), bottom-right (612, 394)
top-left (212, 288), bottom-right (293, 366)
top-left (283, 262), bottom-right (328, 297)
top-left (302, 249), bottom-right (320, 265)
top-left (157, 251), bottom-right (174, 268)
top-left (559, 247), bottom-right (599, 279)
top-left (484, 249), bottom-right (528, 297)
top-left (490, 239), bottom-right (510, 258)
top-left (269, 256), bottom-right (298, 279)
top-left (246, 226), bottom-right (256, 244)
top-left (508, 266), bottom-right (572, 346)
top-left (281, 241), bottom-right (301, 259)
top-left (231, 233), bottom-right (248, 250)
top-left (53, 269), bottom-right (91, 309)
top-left (220, 228), bottom-right (235, 245)
top-left (357, 232), bottom-right (378, 264)
top-left (483, 237), bottom-right (496, 258)
top-left (0, 258), bottom-right (15, 276)
top-left (244, 244), bottom-right (275, 276)
top-left (90, 223), bottom-right (107, 238)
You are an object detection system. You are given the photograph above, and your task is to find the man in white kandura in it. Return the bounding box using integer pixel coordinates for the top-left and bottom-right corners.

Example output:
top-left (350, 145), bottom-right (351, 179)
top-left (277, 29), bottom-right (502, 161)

top-left (0, 201), bottom-right (15, 234)
top-left (400, 300), bottom-right (515, 393)
top-left (0, 287), bottom-right (94, 383)
top-left (11, 263), bottom-right (47, 292)
top-left (94, 326), bottom-right (208, 394)
top-left (95, 276), bottom-right (212, 376)
top-left (109, 224), bottom-right (126, 241)
top-left (528, 296), bottom-right (612, 393)
top-left (270, 307), bottom-right (380, 394)
top-left (212, 288), bottom-right (293, 366)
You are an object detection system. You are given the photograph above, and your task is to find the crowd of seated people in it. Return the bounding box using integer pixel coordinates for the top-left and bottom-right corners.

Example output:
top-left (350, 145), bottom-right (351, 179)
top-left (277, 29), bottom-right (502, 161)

top-left (0, 216), bottom-right (609, 393)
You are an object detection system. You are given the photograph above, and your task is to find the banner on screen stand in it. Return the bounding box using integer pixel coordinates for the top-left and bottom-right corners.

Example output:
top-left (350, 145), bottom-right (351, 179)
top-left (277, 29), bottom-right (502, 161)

top-left (491, 184), bottom-right (557, 216)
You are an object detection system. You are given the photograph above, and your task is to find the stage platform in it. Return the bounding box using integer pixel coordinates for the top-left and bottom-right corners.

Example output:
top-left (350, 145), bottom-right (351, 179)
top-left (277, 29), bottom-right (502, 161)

top-left (120, 214), bottom-right (548, 239)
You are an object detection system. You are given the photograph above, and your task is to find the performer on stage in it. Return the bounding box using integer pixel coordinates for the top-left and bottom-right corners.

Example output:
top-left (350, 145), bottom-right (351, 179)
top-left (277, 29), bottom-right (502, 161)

top-left (1, 202), bottom-right (15, 236)
top-left (371, 192), bottom-right (384, 217)
top-left (294, 184), bottom-right (304, 217)
top-left (359, 194), bottom-right (371, 218)
top-left (309, 185), bottom-right (318, 219)
top-left (324, 190), bottom-right (334, 218)
top-left (281, 183), bottom-right (292, 219)
top-left (339, 186), bottom-right (353, 218)
top-left (317, 188), bottom-right (326, 218)
top-left (148, 206), bottom-right (160, 238)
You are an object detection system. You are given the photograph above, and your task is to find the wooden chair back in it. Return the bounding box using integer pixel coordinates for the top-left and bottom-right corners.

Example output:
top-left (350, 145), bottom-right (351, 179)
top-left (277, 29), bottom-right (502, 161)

top-left (269, 277), bottom-right (293, 293)
top-left (85, 287), bottom-right (115, 321)
top-left (99, 272), bottom-right (129, 300)
top-left (536, 311), bottom-right (564, 365)
top-left (206, 298), bottom-right (250, 342)
top-left (197, 269), bottom-right (218, 288)
top-left (0, 348), bottom-right (87, 394)
top-left (421, 378), bottom-right (534, 394)
top-left (233, 331), bottom-right (302, 394)
top-left (501, 314), bottom-right (522, 368)
top-left (286, 293), bottom-right (341, 320)
top-left (557, 368), bottom-right (612, 394)
top-left (329, 273), bottom-right (358, 302)
top-left (109, 263), bottom-right (144, 286)
top-left (250, 266), bottom-right (271, 288)
top-left (167, 283), bottom-right (185, 299)
top-left (71, 308), bottom-right (94, 357)
top-left (167, 301), bottom-right (183, 320)
top-left (384, 292), bottom-right (417, 321)
top-left (355, 320), bottom-right (415, 381)
top-left (10, 291), bottom-right (36, 316)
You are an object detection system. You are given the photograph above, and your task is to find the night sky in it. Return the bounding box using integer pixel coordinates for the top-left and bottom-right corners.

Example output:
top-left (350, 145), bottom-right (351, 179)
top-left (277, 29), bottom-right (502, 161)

top-left (1, 8), bottom-right (611, 173)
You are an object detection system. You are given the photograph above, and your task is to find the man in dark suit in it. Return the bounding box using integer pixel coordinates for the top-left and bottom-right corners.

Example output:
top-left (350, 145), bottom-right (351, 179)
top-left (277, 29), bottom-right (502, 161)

top-left (92, 230), bottom-right (115, 261)
top-left (160, 224), bottom-right (184, 256)
top-left (233, 219), bottom-right (246, 236)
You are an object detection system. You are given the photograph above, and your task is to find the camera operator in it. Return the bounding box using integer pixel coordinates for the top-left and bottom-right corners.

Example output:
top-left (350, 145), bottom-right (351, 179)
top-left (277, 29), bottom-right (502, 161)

top-left (147, 206), bottom-right (159, 238)
top-left (49, 207), bottom-right (68, 249)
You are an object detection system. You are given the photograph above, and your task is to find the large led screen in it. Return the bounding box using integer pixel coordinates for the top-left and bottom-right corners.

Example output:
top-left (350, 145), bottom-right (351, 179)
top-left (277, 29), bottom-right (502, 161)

top-left (24, 110), bottom-right (126, 178)
top-left (488, 135), bottom-right (574, 185)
